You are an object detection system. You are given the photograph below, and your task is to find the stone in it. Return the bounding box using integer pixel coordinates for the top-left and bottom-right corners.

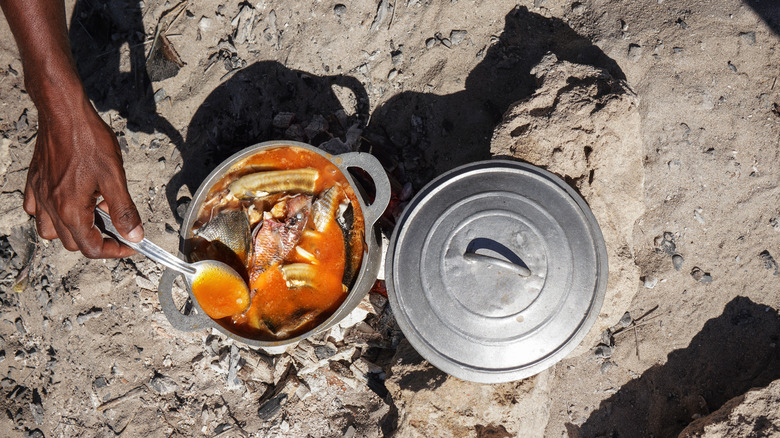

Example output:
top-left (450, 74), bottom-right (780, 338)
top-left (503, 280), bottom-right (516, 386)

top-left (93, 377), bottom-right (108, 388)
top-left (694, 208), bottom-right (706, 224)
top-left (594, 344), bottom-right (613, 359)
top-left (618, 312), bottom-right (633, 328)
top-left (673, 254), bottom-right (685, 271)
top-left (150, 373), bottom-right (179, 394)
top-left (391, 51), bottom-right (404, 66)
top-left (30, 389), bottom-right (43, 425)
top-left (319, 138), bottom-right (351, 155)
top-left (314, 344), bottom-right (337, 360)
top-left (656, 232), bottom-right (677, 255)
top-left (76, 308), bottom-right (103, 324)
top-left (679, 379), bottom-right (780, 437)
top-left (24, 429), bottom-right (44, 438)
top-left (258, 375), bottom-right (300, 420)
top-left (14, 317), bottom-right (26, 335)
top-left (449, 30), bottom-right (467, 45)
top-left (272, 112), bottom-right (295, 129)
top-left (739, 31), bottom-right (756, 46)
top-left (1, 378), bottom-right (15, 390)
top-left (691, 267), bottom-right (713, 283)
top-left (333, 4), bottom-right (347, 18)
top-left (759, 250), bottom-right (779, 276)
top-left (198, 16), bottom-right (213, 33)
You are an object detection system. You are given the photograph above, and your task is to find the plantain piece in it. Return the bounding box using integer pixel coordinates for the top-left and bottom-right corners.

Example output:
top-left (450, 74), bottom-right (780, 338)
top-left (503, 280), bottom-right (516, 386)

top-left (228, 168), bottom-right (319, 199)
top-left (280, 263), bottom-right (319, 289)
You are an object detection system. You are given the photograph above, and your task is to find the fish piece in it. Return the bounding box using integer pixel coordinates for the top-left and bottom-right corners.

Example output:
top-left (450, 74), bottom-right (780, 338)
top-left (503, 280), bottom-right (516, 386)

top-left (280, 263), bottom-right (319, 289)
top-left (250, 307), bottom-right (322, 339)
top-left (197, 189), bottom-right (242, 225)
top-left (249, 195), bottom-right (312, 278)
top-left (194, 210), bottom-right (252, 262)
top-left (338, 202), bottom-right (362, 288)
top-left (243, 193), bottom-right (283, 228)
top-left (312, 184), bottom-right (348, 232)
top-left (312, 184), bottom-right (362, 287)
top-left (271, 308), bottom-right (322, 338)
top-left (228, 168), bottom-right (319, 199)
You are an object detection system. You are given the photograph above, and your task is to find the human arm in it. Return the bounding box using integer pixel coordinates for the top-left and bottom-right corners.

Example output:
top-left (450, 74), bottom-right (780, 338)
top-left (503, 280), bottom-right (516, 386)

top-left (0, 0), bottom-right (143, 258)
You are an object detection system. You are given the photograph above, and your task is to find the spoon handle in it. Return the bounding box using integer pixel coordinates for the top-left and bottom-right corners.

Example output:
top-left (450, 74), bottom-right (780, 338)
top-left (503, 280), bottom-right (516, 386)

top-left (95, 208), bottom-right (196, 276)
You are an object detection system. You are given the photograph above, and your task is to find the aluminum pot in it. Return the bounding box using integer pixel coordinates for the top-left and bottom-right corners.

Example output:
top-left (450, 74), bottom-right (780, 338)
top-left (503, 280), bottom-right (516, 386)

top-left (157, 141), bottom-right (391, 347)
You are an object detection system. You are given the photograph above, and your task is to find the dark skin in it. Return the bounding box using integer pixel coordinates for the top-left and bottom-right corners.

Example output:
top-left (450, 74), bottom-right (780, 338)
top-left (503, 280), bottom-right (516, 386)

top-left (0, 0), bottom-right (143, 258)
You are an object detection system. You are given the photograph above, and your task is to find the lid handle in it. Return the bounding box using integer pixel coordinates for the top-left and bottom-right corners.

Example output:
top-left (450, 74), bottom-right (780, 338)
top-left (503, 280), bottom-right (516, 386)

top-left (463, 237), bottom-right (532, 277)
top-left (463, 252), bottom-right (532, 277)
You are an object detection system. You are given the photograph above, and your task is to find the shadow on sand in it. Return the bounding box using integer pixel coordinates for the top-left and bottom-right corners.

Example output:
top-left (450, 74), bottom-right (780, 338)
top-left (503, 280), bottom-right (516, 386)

top-left (69, 0), bottom-right (183, 146)
top-left (744, 0), bottom-right (780, 36)
top-left (164, 5), bottom-right (624, 218)
top-left (569, 296), bottom-right (780, 438)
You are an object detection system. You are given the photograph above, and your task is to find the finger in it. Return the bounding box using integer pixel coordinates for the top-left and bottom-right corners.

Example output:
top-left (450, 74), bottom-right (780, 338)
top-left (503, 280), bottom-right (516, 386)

top-left (74, 221), bottom-right (136, 259)
top-left (23, 180), bottom-right (37, 216)
top-left (100, 180), bottom-right (144, 243)
top-left (48, 211), bottom-right (80, 252)
top-left (95, 200), bottom-right (138, 257)
top-left (59, 200), bottom-right (129, 259)
top-left (23, 153), bottom-right (40, 216)
top-left (33, 207), bottom-right (59, 241)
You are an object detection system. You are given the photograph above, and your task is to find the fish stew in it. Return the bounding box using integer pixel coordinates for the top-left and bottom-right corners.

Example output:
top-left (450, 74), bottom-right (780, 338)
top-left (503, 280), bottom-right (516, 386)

top-left (188, 146), bottom-right (366, 340)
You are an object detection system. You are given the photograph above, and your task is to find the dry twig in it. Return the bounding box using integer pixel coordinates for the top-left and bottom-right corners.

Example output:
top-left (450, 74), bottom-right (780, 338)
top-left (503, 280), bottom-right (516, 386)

top-left (97, 385), bottom-right (147, 412)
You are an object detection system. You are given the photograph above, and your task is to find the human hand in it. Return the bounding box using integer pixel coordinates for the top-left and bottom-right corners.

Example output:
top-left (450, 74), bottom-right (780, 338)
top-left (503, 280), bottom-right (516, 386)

top-left (24, 94), bottom-right (144, 258)
top-left (1, 0), bottom-right (145, 258)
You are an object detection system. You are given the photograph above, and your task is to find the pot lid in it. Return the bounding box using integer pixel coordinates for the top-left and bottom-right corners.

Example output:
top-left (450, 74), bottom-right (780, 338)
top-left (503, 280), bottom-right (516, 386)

top-left (385, 160), bottom-right (608, 383)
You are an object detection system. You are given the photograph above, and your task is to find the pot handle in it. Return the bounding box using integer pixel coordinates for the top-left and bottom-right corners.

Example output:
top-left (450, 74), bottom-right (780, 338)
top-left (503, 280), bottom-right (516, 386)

top-left (158, 267), bottom-right (212, 332)
top-left (336, 152), bottom-right (391, 227)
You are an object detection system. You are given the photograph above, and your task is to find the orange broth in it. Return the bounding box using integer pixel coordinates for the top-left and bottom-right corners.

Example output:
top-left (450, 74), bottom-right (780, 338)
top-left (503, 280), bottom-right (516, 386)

top-left (191, 146), bottom-right (365, 340)
top-left (191, 264), bottom-right (251, 319)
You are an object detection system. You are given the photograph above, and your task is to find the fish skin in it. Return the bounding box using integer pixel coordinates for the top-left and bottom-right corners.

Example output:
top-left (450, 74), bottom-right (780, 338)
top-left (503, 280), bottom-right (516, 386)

top-left (312, 184), bottom-right (347, 232)
top-left (194, 210), bottom-right (252, 262)
top-left (274, 308), bottom-right (322, 338)
top-left (338, 202), bottom-right (362, 288)
top-left (249, 195), bottom-right (312, 279)
top-left (312, 184), bottom-right (362, 288)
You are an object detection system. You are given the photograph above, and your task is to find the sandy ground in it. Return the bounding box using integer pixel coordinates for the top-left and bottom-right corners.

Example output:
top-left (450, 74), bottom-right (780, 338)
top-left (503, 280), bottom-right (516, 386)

top-left (0, 0), bottom-right (779, 437)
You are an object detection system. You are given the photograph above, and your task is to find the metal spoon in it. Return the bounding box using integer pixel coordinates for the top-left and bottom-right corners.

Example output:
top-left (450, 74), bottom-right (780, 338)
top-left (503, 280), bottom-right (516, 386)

top-left (95, 208), bottom-right (251, 319)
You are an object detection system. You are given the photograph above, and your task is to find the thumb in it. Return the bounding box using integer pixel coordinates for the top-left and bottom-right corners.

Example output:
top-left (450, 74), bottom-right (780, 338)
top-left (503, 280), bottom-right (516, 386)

top-left (99, 188), bottom-right (144, 243)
